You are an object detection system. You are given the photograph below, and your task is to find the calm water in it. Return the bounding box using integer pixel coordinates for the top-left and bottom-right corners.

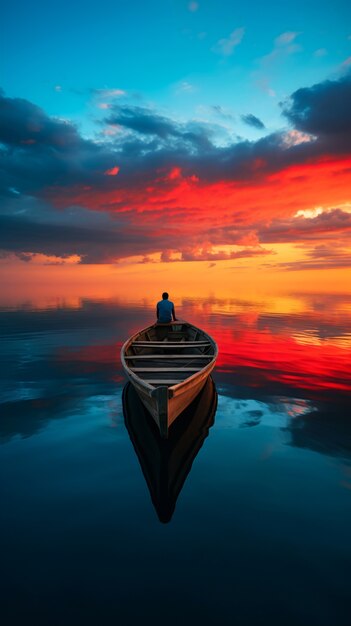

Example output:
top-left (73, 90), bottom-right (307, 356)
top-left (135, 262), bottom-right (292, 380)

top-left (1, 291), bottom-right (351, 625)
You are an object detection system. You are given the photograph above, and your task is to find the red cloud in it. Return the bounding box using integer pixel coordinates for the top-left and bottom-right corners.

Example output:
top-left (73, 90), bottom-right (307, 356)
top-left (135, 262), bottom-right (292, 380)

top-left (1, 74), bottom-right (351, 264)
top-left (45, 156), bottom-right (351, 227)
top-left (104, 166), bottom-right (120, 176)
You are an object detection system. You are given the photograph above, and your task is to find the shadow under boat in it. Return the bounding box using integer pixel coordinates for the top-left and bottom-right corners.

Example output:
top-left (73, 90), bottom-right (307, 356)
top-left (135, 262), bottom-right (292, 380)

top-left (123, 375), bottom-right (218, 523)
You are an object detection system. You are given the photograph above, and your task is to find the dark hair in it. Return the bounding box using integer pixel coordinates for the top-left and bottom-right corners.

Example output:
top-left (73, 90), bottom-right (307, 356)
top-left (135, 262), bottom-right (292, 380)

top-left (162, 292), bottom-right (169, 299)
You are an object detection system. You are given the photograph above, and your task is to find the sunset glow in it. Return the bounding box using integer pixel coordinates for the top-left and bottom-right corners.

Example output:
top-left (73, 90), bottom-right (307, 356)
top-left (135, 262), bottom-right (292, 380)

top-left (1, 0), bottom-right (350, 291)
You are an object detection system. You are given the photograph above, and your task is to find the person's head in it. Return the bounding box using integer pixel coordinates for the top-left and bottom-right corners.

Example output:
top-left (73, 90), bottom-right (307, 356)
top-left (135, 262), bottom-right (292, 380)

top-left (162, 292), bottom-right (169, 300)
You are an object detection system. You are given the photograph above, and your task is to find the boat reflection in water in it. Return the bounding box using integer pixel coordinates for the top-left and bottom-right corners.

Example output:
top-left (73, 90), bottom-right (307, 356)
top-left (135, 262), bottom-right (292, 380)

top-left (123, 376), bottom-right (217, 523)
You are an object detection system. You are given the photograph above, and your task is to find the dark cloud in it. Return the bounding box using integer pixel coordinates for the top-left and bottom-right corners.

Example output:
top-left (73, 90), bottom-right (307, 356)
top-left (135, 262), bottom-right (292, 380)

top-left (105, 104), bottom-right (214, 150)
top-left (0, 72), bottom-right (351, 264)
top-left (0, 196), bottom-right (164, 263)
top-left (0, 92), bottom-right (81, 149)
top-left (98, 84), bottom-right (351, 186)
top-left (106, 105), bottom-right (179, 139)
top-left (273, 256), bottom-right (351, 271)
top-left (0, 91), bottom-right (118, 197)
top-left (2, 72), bottom-right (351, 205)
top-left (0, 195), bottom-right (275, 264)
top-left (241, 114), bottom-right (265, 130)
top-left (2, 72), bottom-right (351, 192)
top-left (181, 247), bottom-right (273, 262)
top-left (0, 212), bottom-right (122, 263)
top-left (282, 71), bottom-right (351, 138)
top-left (263, 238), bottom-right (351, 271)
top-left (259, 209), bottom-right (351, 243)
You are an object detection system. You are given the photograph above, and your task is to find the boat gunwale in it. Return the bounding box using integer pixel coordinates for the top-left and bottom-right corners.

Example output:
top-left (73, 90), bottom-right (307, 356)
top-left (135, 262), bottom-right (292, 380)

top-left (120, 321), bottom-right (218, 397)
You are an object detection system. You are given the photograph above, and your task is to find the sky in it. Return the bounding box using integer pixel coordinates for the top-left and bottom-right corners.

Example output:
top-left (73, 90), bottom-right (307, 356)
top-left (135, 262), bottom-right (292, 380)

top-left (1, 0), bottom-right (351, 291)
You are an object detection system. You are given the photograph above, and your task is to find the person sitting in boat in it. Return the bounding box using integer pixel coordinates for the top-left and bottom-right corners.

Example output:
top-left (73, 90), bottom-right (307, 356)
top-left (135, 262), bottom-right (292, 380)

top-left (156, 292), bottom-right (178, 324)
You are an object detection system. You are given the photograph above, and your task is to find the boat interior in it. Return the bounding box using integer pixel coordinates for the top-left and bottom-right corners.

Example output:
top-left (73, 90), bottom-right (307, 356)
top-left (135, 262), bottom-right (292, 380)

top-left (123, 322), bottom-right (216, 388)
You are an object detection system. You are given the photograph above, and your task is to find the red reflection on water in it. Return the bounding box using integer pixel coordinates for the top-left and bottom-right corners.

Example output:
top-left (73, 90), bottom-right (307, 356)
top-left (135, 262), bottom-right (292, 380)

top-left (51, 296), bottom-right (351, 399)
top-left (54, 326), bottom-right (351, 397)
top-left (215, 327), bottom-right (351, 393)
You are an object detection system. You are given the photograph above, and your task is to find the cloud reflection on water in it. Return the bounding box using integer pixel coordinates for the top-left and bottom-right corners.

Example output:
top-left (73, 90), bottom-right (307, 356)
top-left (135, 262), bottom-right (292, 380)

top-left (0, 292), bottom-right (350, 460)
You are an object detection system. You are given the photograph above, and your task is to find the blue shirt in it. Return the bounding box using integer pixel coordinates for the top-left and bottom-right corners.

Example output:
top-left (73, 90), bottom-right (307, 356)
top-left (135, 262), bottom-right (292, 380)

top-left (157, 299), bottom-right (175, 323)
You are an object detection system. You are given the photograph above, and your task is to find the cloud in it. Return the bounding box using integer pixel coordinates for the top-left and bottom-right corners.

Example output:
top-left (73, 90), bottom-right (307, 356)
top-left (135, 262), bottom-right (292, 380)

top-left (340, 57), bottom-right (351, 72)
top-left (258, 208), bottom-right (351, 244)
top-left (241, 114), bottom-right (265, 130)
top-left (281, 130), bottom-right (316, 148)
top-left (0, 195), bottom-right (174, 264)
top-left (105, 105), bottom-right (184, 138)
top-left (1, 76), bottom-right (350, 210)
top-left (1, 72), bottom-right (351, 265)
top-left (309, 243), bottom-right (351, 259)
top-left (92, 88), bottom-right (126, 98)
top-left (282, 71), bottom-right (351, 139)
top-left (258, 31), bottom-right (302, 67)
top-left (104, 104), bottom-right (214, 150)
top-left (179, 246), bottom-right (273, 262)
top-left (0, 92), bottom-right (82, 149)
top-left (212, 27), bottom-right (245, 56)
top-left (276, 245), bottom-right (351, 271)
top-left (255, 78), bottom-right (276, 98)
top-left (2, 74), bottom-right (351, 207)
top-left (0, 192), bottom-right (276, 265)
top-left (211, 105), bottom-right (234, 120)
top-left (104, 166), bottom-right (120, 176)
top-left (253, 33), bottom-right (302, 101)
top-left (0, 91), bottom-right (127, 197)
top-left (176, 81), bottom-right (195, 93)
top-left (275, 32), bottom-right (300, 46)
top-left (4, 70), bottom-right (349, 198)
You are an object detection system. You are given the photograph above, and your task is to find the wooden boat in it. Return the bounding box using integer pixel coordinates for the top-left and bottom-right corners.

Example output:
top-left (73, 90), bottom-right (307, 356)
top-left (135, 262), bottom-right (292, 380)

top-left (120, 321), bottom-right (218, 438)
top-left (123, 376), bottom-right (217, 523)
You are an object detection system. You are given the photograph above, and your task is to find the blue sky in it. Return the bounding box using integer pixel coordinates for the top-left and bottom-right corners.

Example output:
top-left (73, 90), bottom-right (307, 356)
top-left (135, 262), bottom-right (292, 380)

top-left (3, 0), bottom-right (350, 139)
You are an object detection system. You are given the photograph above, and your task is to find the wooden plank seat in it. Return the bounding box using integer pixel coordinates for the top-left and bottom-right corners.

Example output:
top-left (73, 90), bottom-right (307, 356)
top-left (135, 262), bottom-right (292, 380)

top-left (145, 380), bottom-right (186, 385)
top-left (131, 341), bottom-right (211, 347)
top-left (124, 354), bottom-right (214, 360)
top-left (130, 367), bottom-right (203, 372)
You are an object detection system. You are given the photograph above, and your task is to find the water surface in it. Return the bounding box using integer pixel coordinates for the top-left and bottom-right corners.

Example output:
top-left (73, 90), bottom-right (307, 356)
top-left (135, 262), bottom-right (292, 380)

top-left (1, 291), bottom-right (351, 625)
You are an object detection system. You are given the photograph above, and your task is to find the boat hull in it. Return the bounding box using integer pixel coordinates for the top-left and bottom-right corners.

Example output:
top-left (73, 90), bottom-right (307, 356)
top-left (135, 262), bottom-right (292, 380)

top-left (125, 359), bottom-right (215, 436)
top-left (121, 321), bottom-right (218, 438)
